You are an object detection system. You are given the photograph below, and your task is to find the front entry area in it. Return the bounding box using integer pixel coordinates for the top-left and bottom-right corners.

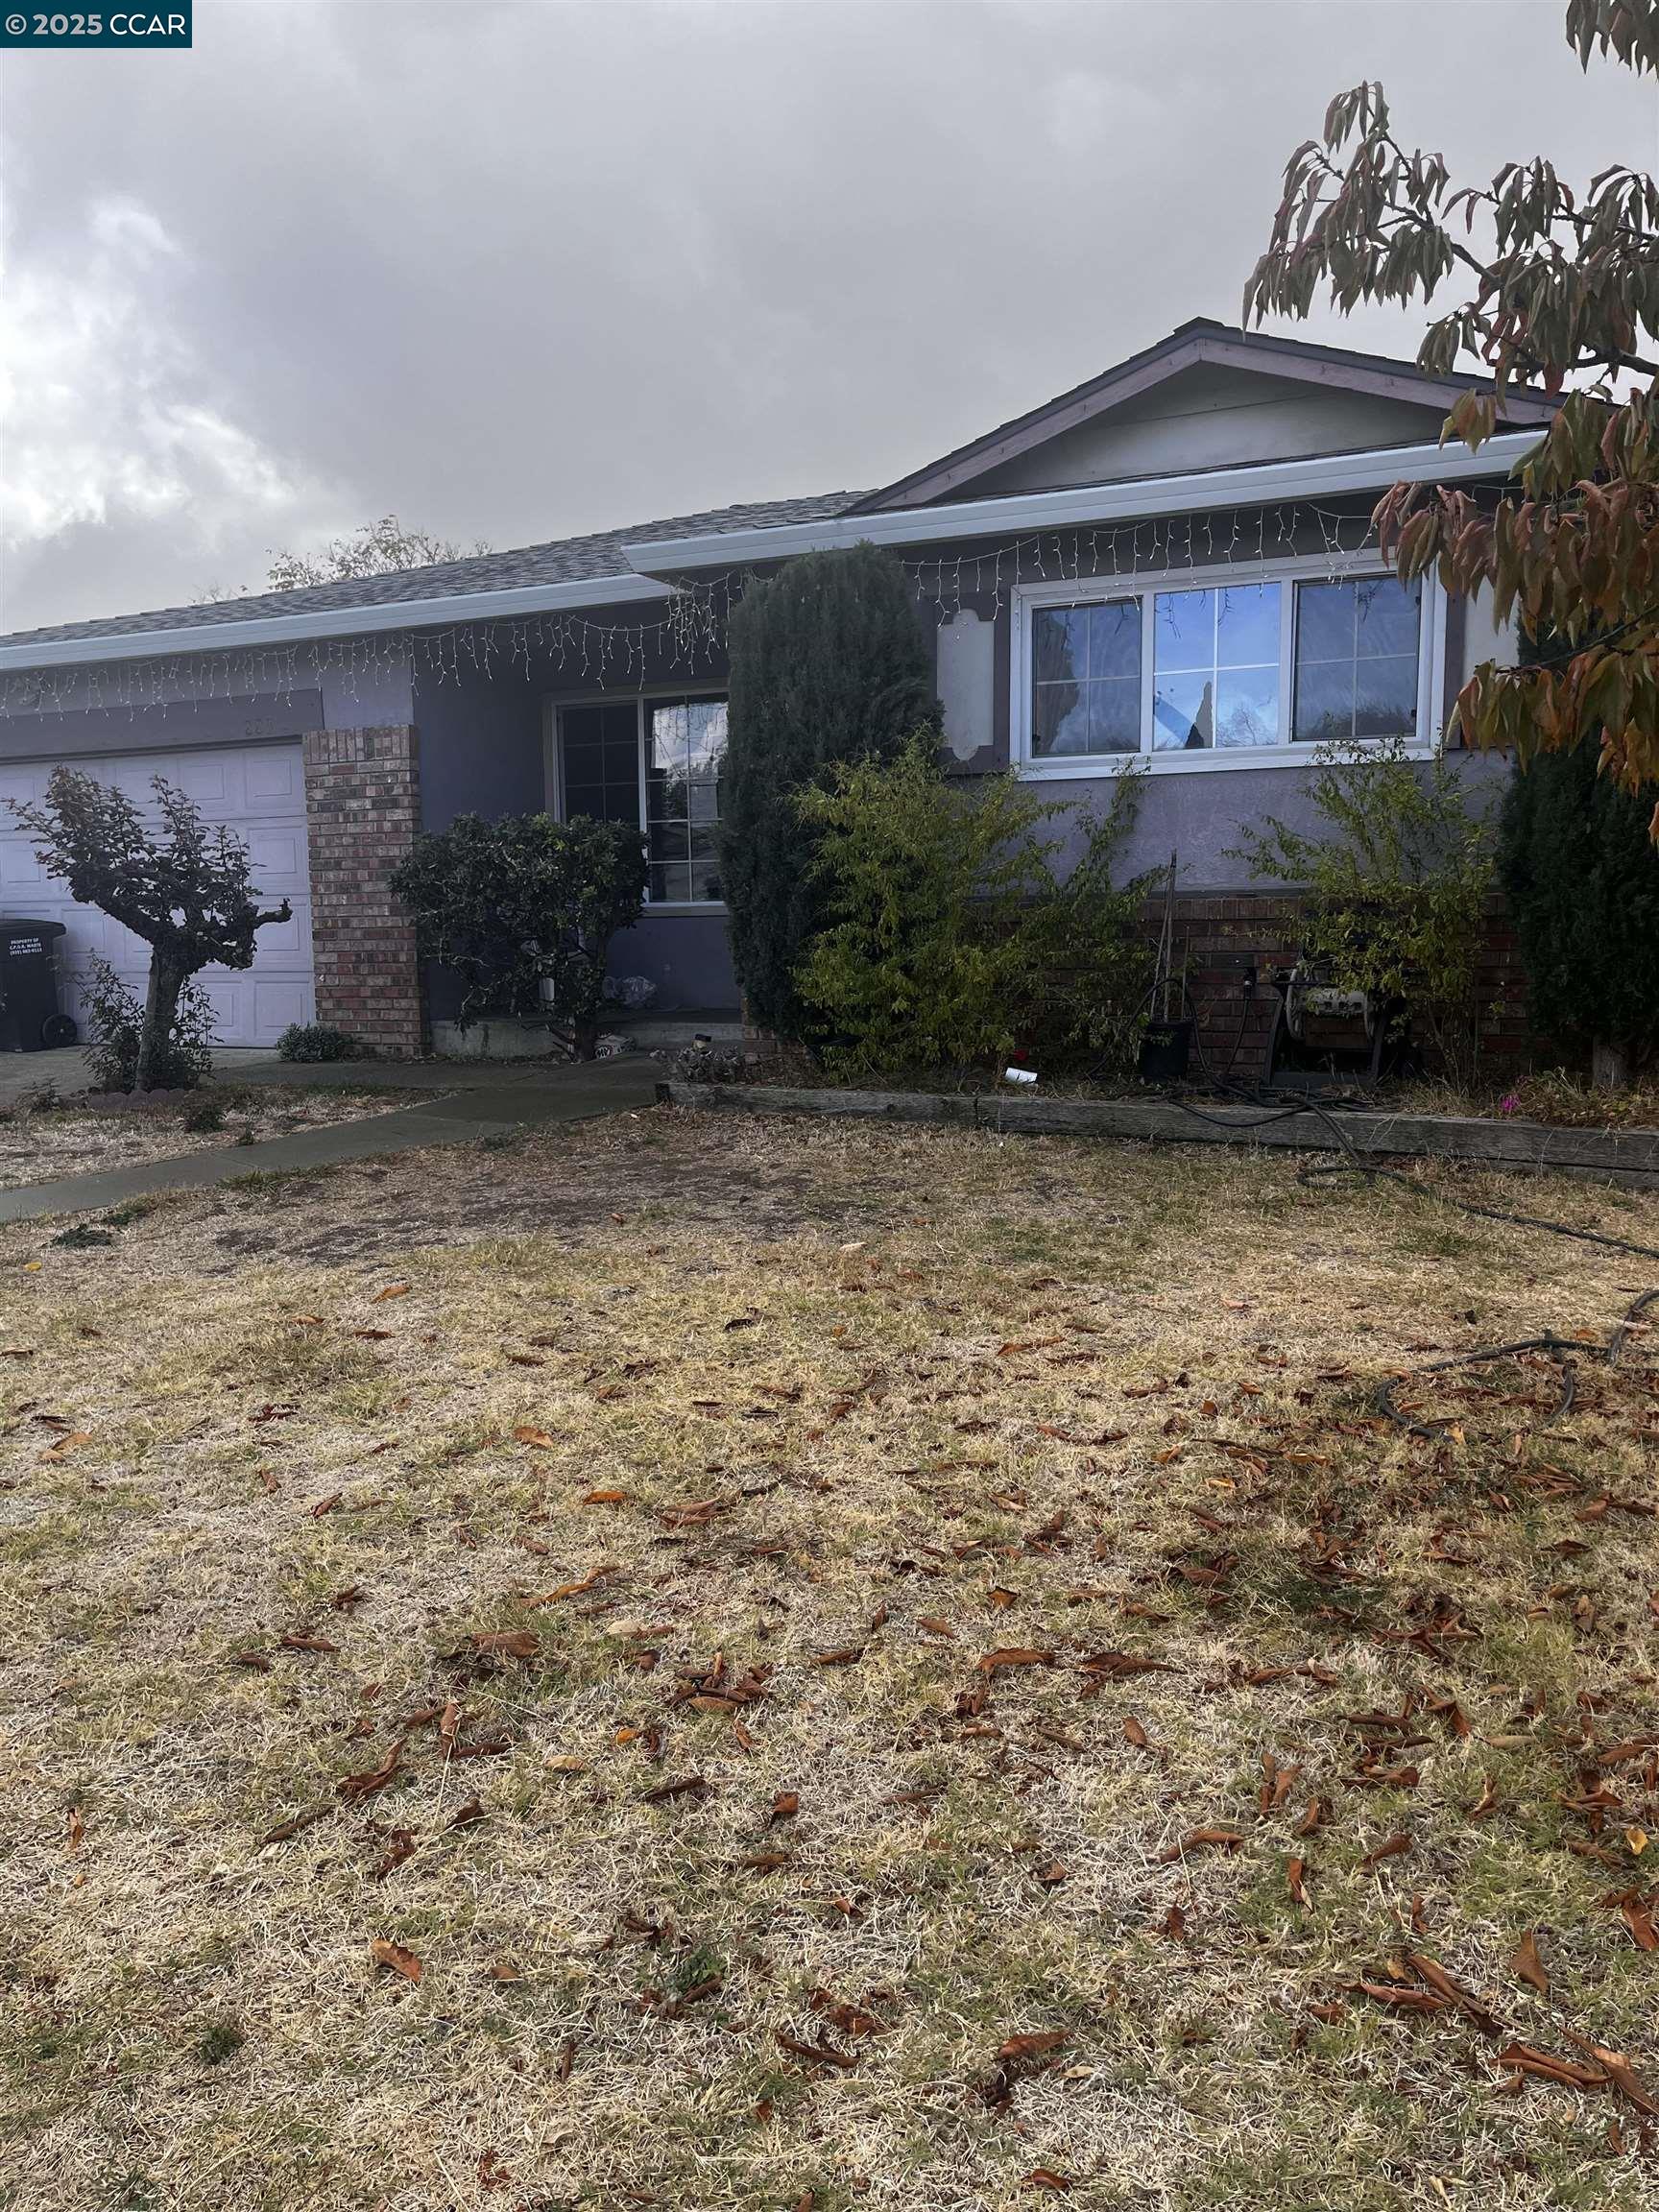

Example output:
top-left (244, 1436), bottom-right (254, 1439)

top-left (0, 740), bottom-right (315, 1047)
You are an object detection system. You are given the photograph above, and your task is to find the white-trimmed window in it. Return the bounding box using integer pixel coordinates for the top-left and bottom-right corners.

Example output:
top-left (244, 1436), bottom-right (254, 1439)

top-left (549, 693), bottom-right (727, 907)
top-left (1014, 563), bottom-right (1435, 775)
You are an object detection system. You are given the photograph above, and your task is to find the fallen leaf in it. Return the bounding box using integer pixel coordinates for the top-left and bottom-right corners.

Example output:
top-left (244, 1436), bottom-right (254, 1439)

top-left (1511, 1929), bottom-right (1550, 1998)
top-left (1498, 2040), bottom-right (1608, 2091)
top-left (977, 1647), bottom-right (1057, 1672)
top-left (1159, 1826), bottom-right (1245, 1863)
top-left (777, 2030), bottom-right (857, 2070)
top-left (337, 1739), bottom-right (403, 1804)
top-left (513, 1425), bottom-right (558, 1450)
top-left (640, 1774), bottom-right (710, 1805)
top-left (997, 2031), bottom-right (1070, 2061)
top-left (371, 1283), bottom-right (411, 1304)
top-left (471, 1630), bottom-right (540, 1660)
top-left (1359, 1832), bottom-right (1413, 1872)
top-left (370, 1937), bottom-right (422, 1983)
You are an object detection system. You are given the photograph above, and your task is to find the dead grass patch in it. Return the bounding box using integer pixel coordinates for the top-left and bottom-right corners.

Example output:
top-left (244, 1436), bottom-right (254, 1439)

top-left (0, 1109), bottom-right (1655, 2210)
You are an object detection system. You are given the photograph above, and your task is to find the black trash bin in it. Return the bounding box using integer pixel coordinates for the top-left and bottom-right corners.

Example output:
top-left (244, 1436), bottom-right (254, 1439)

top-left (0, 919), bottom-right (78, 1053)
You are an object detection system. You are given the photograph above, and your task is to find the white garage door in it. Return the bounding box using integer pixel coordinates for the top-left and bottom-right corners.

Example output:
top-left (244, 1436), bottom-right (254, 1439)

top-left (0, 742), bottom-right (314, 1048)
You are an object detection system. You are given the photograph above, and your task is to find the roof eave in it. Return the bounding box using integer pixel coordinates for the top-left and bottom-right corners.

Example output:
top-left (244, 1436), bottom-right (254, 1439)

top-left (623, 432), bottom-right (1542, 574)
top-left (0, 570), bottom-right (673, 677)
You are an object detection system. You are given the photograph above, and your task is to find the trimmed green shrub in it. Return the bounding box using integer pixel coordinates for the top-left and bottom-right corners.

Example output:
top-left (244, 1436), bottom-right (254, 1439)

top-left (720, 543), bottom-right (934, 1041)
top-left (391, 811), bottom-right (645, 1060)
top-left (1499, 736), bottom-right (1659, 1084)
top-left (794, 733), bottom-right (1150, 1081)
top-left (276, 1022), bottom-right (359, 1063)
top-left (1233, 737), bottom-right (1498, 1084)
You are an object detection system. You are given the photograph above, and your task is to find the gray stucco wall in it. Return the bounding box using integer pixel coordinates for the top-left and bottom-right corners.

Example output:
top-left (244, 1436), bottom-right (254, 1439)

top-left (1036, 745), bottom-right (1513, 888)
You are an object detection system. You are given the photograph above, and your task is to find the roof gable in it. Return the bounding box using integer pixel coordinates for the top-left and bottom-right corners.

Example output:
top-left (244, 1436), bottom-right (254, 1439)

top-left (853, 320), bottom-right (1558, 512)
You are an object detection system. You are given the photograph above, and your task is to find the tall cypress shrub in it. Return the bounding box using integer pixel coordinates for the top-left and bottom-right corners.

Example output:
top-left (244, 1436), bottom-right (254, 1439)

top-left (1500, 740), bottom-right (1659, 1085)
top-left (719, 543), bottom-right (932, 1040)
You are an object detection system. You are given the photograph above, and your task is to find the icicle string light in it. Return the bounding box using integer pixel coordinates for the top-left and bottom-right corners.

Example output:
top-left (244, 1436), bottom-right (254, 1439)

top-left (3, 501), bottom-right (1382, 719)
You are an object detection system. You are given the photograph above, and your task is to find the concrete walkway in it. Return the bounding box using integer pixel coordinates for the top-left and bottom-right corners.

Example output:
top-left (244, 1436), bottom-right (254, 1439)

top-left (0, 1057), bottom-right (660, 1226)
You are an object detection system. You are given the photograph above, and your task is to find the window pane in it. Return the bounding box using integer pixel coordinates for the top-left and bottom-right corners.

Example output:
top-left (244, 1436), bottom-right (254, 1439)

top-left (1354, 576), bottom-right (1420, 658)
top-left (1296, 582), bottom-right (1357, 661)
top-left (1088, 599), bottom-right (1141, 681)
top-left (1153, 671), bottom-right (1213, 750)
top-left (1293, 662), bottom-right (1355, 744)
top-left (1033, 607), bottom-right (1088, 685)
top-left (1030, 599), bottom-right (1142, 756)
top-left (651, 702), bottom-right (689, 772)
top-left (687, 699), bottom-right (728, 766)
top-left (643, 696), bottom-right (725, 902)
top-left (1215, 583), bottom-right (1280, 669)
top-left (1215, 667), bottom-right (1280, 748)
top-left (649, 860), bottom-right (692, 904)
top-left (1155, 589), bottom-right (1214, 673)
top-left (560, 703), bottom-right (639, 826)
top-left (1033, 681), bottom-right (1093, 757)
top-left (1355, 654), bottom-right (1419, 737)
top-left (687, 825), bottom-right (722, 902)
top-left (1086, 679), bottom-right (1141, 754)
top-left (1294, 578), bottom-right (1420, 745)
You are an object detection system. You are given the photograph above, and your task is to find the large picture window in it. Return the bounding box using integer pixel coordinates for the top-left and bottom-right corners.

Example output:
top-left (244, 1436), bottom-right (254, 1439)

top-left (1017, 567), bottom-right (1427, 770)
top-left (552, 693), bottom-right (727, 905)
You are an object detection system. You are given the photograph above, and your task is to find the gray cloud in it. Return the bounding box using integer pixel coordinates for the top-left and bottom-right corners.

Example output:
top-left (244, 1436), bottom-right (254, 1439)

top-left (4, 0), bottom-right (1652, 632)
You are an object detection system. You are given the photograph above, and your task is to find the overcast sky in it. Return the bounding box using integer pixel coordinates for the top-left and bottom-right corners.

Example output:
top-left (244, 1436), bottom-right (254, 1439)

top-left (2, 0), bottom-right (1653, 634)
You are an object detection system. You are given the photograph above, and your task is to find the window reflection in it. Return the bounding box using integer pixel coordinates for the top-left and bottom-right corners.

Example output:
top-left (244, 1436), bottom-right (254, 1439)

top-left (648, 697), bottom-right (727, 902)
top-left (1030, 598), bottom-right (1142, 757)
top-left (1292, 577), bottom-right (1420, 743)
top-left (1153, 582), bottom-right (1280, 748)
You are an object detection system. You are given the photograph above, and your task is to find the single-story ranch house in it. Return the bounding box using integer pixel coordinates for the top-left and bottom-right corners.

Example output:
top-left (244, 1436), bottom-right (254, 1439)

top-left (0, 320), bottom-right (1555, 1065)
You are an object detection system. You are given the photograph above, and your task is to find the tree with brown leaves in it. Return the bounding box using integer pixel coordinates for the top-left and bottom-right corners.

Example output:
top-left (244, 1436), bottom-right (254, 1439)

top-left (1245, 0), bottom-right (1659, 830)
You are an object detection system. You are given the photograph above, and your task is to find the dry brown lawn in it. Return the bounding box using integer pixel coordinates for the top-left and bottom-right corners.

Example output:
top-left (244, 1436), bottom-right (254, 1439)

top-left (0, 1089), bottom-right (406, 1192)
top-left (1, 1107), bottom-right (1656, 2212)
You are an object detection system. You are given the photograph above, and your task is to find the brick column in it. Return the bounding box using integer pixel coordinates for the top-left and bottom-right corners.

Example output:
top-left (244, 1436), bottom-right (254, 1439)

top-left (301, 726), bottom-right (425, 1057)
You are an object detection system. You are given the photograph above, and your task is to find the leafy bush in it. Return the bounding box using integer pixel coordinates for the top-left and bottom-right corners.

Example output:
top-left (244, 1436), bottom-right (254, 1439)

top-left (276, 1022), bottom-right (359, 1063)
top-left (80, 955), bottom-right (214, 1093)
top-left (793, 733), bottom-right (1150, 1081)
top-left (11, 769), bottom-right (286, 1090)
top-left (721, 544), bottom-right (934, 1042)
top-left (390, 812), bottom-right (645, 1060)
top-left (1234, 738), bottom-right (1498, 1084)
top-left (1499, 735), bottom-right (1659, 1085)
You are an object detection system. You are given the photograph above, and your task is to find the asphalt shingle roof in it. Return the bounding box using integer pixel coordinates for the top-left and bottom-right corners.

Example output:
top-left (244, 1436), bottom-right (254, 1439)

top-left (0, 493), bottom-right (864, 652)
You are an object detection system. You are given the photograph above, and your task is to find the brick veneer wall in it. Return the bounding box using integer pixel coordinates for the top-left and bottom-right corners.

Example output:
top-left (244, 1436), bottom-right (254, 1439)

top-left (301, 726), bottom-right (424, 1057)
top-left (1148, 890), bottom-right (1532, 1087)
